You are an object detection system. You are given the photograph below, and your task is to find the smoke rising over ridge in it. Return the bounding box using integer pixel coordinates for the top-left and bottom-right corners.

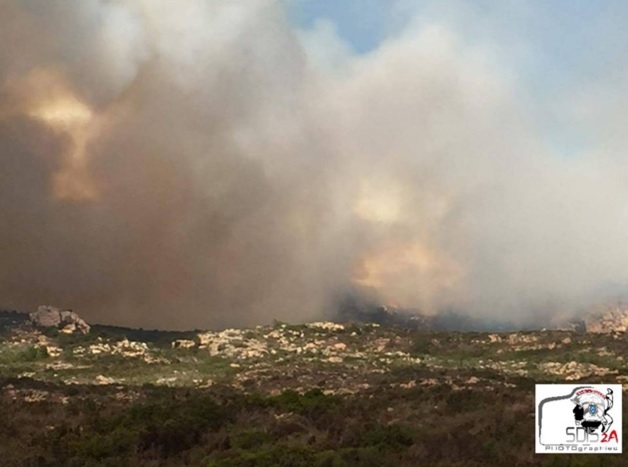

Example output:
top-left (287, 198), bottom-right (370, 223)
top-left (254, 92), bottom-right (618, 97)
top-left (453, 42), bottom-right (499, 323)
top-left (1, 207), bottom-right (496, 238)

top-left (1, 0), bottom-right (627, 329)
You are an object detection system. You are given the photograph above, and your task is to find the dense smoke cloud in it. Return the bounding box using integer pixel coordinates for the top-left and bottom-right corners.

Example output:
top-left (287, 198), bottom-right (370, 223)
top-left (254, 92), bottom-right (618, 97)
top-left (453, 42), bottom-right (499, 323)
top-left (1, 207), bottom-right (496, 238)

top-left (0, 0), bottom-right (626, 329)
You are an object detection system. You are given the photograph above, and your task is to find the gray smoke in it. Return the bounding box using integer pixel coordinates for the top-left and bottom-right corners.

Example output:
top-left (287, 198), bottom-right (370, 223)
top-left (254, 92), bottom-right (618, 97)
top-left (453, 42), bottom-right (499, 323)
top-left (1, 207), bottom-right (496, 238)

top-left (1, 0), bottom-right (626, 329)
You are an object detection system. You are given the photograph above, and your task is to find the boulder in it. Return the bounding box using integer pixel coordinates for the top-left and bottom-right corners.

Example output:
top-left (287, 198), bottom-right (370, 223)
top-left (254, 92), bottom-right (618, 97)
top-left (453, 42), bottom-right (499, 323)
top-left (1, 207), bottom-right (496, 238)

top-left (171, 339), bottom-right (196, 349)
top-left (59, 310), bottom-right (91, 334)
top-left (29, 305), bottom-right (61, 328)
top-left (30, 305), bottom-right (90, 334)
top-left (95, 375), bottom-right (114, 385)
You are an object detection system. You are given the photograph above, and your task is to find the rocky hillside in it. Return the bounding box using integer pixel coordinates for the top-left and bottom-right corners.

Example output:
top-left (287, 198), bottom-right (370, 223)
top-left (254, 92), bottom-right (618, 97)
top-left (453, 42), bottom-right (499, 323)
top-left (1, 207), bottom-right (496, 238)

top-left (1, 306), bottom-right (627, 465)
top-left (583, 305), bottom-right (628, 333)
top-left (1, 306), bottom-right (627, 390)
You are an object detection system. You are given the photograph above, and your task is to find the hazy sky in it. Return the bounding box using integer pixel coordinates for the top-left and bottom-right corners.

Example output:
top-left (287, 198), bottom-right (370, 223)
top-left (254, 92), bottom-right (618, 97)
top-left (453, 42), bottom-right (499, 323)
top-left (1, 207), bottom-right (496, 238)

top-left (1, 1), bottom-right (628, 329)
top-left (289, 0), bottom-right (628, 155)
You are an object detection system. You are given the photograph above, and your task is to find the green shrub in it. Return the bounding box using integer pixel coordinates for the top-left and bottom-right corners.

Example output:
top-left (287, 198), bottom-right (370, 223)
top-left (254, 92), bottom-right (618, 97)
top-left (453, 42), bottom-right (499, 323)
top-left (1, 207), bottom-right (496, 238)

top-left (0, 345), bottom-right (48, 363)
top-left (209, 445), bottom-right (318, 467)
top-left (357, 424), bottom-right (414, 450)
top-left (271, 388), bottom-right (340, 417)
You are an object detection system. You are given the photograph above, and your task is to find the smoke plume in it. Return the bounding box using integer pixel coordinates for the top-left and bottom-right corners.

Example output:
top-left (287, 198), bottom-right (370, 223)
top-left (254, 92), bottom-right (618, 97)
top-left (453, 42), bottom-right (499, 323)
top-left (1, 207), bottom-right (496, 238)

top-left (1, 0), bottom-right (626, 329)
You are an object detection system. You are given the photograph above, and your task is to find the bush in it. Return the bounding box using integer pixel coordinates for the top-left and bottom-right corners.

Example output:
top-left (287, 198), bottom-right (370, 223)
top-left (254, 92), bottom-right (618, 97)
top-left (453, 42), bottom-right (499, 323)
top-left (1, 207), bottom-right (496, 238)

top-left (271, 389), bottom-right (340, 418)
top-left (357, 424), bottom-right (414, 450)
top-left (0, 345), bottom-right (48, 363)
top-left (209, 445), bottom-right (318, 467)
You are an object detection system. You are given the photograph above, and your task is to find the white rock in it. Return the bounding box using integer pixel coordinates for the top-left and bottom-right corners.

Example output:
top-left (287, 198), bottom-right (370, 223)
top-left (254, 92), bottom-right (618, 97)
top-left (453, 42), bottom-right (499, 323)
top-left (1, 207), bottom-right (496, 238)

top-left (95, 375), bottom-right (114, 385)
top-left (307, 322), bottom-right (345, 331)
top-left (171, 339), bottom-right (196, 349)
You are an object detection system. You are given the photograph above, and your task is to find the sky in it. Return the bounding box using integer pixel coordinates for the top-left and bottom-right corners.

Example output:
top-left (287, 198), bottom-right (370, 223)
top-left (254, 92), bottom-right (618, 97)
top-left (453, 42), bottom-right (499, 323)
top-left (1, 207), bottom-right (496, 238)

top-left (1, 0), bottom-right (628, 330)
top-left (289, 0), bottom-right (628, 156)
top-left (289, 0), bottom-right (625, 87)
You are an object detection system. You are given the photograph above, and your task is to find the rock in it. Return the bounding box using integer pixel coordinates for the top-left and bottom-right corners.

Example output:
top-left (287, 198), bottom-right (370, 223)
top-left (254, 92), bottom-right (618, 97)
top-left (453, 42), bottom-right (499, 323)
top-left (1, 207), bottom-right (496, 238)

top-left (333, 342), bottom-right (347, 351)
top-left (156, 377), bottom-right (178, 385)
top-left (172, 339), bottom-right (196, 349)
top-left (95, 375), bottom-right (114, 385)
top-left (45, 346), bottom-right (62, 358)
top-left (29, 305), bottom-right (90, 334)
top-left (197, 333), bottom-right (212, 348)
top-left (60, 310), bottom-right (90, 334)
top-left (307, 322), bottom-right (345, 331)
top-left (197, 330), bottom-right (269, 359)
top-left (112, 339), bottom-right (147, 357)
top-left (88, 343), bottom-right (111, 354)
top-left (60, 323), bottom-right (77, 334)
top-left (29, 306), bottom-right (61, 327)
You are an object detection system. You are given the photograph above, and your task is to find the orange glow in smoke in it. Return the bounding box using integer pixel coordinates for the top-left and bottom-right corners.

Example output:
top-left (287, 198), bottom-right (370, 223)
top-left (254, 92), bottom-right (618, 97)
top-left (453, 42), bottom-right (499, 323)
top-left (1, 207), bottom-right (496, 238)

top-left (28, 92), bottom-right (99, 201)
top-left (352, 240), bottom-right (464, 312)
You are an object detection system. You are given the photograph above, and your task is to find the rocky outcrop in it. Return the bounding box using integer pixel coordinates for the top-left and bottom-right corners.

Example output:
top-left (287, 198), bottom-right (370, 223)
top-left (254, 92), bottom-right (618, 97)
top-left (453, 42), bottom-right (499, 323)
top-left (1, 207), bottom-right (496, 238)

top-left (171, 339), bottom-right (196, 349)
top-left (29, 305), bottom-right (90, 334)
top-left (584, 307), bottom-right (628, 333)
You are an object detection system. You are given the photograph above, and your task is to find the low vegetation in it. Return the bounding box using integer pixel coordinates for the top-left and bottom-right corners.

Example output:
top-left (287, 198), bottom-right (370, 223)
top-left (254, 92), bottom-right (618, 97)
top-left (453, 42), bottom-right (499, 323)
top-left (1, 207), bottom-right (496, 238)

top-left (1, 310), bottom-right (627, 465)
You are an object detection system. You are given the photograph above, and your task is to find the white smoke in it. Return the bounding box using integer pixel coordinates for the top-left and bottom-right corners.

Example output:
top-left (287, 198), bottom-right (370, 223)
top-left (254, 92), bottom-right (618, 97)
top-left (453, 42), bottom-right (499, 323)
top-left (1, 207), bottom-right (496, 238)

top-left (0, 0), bottom-right (626, 329)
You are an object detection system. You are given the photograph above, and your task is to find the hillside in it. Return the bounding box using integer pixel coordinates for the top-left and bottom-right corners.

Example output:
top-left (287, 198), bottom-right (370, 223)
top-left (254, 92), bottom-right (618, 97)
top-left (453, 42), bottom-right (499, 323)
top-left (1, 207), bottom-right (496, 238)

top-left (1, 308), bottom-right (627, 465)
